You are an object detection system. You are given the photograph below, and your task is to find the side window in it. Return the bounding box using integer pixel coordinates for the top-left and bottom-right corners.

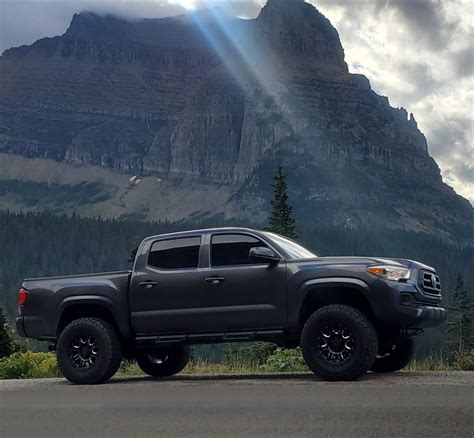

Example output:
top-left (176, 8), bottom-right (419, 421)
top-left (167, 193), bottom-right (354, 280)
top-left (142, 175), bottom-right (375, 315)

top-left (148, 237), bottom-right (201, 269)
top-left (211, 234), bottom-right (268, 267)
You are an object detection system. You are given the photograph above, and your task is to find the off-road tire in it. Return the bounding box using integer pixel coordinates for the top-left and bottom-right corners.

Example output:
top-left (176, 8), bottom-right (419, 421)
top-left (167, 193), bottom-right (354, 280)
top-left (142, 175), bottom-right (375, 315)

top-left (57, 318), bottom-right (122, 385)
top-left (136, 345), bottom-right (191, 378)
top-left (301, 304), bottom-right (378, 381)
top-left (371, 338), bottom-right (416, 373)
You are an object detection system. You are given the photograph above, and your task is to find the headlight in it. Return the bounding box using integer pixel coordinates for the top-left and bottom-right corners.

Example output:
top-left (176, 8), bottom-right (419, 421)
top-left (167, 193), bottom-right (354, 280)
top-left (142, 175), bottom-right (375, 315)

top-left (367, 265), bottom-right (410, 281)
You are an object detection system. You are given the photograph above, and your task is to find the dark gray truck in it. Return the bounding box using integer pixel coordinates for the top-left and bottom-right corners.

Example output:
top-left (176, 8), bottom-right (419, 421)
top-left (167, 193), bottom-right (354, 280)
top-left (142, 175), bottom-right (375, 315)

top-left (16, 228), bottom-right (446, 384)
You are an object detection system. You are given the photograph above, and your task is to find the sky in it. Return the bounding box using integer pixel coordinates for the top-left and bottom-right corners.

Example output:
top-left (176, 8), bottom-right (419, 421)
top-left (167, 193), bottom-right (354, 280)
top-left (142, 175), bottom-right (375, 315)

top-left (0, 0), bottom-right (473, 203)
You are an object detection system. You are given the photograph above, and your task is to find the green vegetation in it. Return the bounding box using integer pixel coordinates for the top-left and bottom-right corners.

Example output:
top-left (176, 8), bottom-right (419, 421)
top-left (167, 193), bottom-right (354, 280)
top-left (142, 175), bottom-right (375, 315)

top-left (407, 355), bottom-right (474, 372)
top-left (1, 348), bottom-right (472, 380)
top-left (0, 308), bottom-right (12, 359)
top-left (446, 274), bottom-right (474, 356)
top-left (443, 273), bottom-right (474, 369)
top-left (267, 165), bottom-right (298, 239)
top-left (260, 348), bottom-right (307, 372)
top-left (223, 342), bottom-right (277, 365)
top-left (0, 352), bottom-right (60, 379)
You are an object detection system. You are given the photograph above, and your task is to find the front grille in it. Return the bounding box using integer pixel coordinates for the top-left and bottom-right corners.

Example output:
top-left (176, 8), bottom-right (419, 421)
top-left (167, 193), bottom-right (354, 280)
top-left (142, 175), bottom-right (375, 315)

top-left (420, 270), bottom-right (441, 295)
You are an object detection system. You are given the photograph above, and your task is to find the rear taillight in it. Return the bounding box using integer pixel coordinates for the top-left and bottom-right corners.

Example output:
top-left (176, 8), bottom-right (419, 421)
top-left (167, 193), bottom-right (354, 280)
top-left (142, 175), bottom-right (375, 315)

top-left (18, 288), bottom-right (29, 315)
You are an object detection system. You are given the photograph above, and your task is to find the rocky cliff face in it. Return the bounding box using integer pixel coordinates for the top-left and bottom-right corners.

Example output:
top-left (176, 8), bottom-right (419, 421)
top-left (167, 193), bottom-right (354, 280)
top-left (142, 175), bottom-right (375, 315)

top-left (0, 0), bottom-right (472, 239)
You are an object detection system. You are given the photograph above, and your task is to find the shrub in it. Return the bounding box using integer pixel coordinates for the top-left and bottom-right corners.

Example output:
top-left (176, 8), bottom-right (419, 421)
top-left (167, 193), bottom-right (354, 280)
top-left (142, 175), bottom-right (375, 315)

top-left (261, 348), bottom-right (308, 372)
top-left (455, 350), bottom-right (474, 371)
top-left (0, 308), bottom-right (13, 359)
top-left (117, 360), bottom-right (142, 376)
top-left (0, 352), bottom-right (61, 379)
top-left (224, 342), bottom-right (277, 366)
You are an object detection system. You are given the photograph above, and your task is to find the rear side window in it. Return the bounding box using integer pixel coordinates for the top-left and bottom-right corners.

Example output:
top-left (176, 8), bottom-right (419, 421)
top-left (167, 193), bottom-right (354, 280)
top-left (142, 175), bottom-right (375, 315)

top-left (148, 237), bottom-right (201, 269)
top-left (211, 234), bottom-right (268, 266)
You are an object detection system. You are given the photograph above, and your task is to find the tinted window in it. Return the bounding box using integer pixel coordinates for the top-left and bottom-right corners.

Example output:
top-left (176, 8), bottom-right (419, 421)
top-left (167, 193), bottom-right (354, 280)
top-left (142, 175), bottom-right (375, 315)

top-left (148, 237), bottom-right (201, 269)
top-left (211, 234), bottom-right (268, 266)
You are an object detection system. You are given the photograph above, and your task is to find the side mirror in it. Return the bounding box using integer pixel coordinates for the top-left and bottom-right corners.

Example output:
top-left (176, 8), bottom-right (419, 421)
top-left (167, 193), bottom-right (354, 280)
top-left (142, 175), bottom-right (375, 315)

top-left (249, 246), bottom-right (280, 264)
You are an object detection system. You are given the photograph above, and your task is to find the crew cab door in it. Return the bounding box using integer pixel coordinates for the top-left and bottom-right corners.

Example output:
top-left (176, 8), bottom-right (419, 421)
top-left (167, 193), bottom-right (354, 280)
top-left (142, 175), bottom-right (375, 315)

top-left (201, 232), bottom-right (287, 332)
top-left (130, 235), bottom-right (207, 335)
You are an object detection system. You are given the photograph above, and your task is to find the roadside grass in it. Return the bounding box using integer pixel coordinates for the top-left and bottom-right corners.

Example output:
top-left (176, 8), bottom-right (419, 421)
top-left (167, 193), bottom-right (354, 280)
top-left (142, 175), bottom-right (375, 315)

top-left (407, 358), bottom-right (458, 372)
top-left (118, 359), bottom-right (267, 377)
top-left (1, 350), bottom-right (472, 380)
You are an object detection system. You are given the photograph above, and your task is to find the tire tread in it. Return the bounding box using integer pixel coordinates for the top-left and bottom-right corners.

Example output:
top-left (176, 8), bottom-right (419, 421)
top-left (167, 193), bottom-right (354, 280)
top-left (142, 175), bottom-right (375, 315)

top-left (301, 304), bottom-right (378, 381)
top-left (57, 317), bottom-right (122, 385)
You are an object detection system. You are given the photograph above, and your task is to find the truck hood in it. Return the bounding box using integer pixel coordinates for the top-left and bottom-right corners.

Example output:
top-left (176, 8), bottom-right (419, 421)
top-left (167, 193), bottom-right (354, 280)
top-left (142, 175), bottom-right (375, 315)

top-left (294, 256), bottom-right (436, 272)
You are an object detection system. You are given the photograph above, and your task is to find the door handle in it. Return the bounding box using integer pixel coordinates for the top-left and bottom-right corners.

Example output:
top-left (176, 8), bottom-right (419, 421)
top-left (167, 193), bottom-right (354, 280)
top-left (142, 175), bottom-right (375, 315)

top-left (205, 277), bottom-right (225, 285)
top-left (139, 281), bottom-right (158, 289)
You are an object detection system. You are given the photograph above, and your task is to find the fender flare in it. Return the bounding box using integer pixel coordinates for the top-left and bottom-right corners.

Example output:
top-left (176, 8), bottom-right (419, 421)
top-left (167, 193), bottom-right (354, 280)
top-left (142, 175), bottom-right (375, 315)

top-left (290, 277), bottom-right (375, 328)
top-left (57, 295), bottom-right (132, 339)
top-left (300, 277), bottom-right (372, 296)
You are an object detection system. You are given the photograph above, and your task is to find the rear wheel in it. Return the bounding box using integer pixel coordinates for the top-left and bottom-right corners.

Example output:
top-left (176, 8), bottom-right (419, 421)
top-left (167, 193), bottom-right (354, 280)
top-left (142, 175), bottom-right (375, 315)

top-left (57, 318), bottom-right (122, 385)
top-left (371, 338), bottom-right (416, 373)
top-left (301, 304), bottom-right (378, 381)
top-left (136, 345), bottom-right (191, 378)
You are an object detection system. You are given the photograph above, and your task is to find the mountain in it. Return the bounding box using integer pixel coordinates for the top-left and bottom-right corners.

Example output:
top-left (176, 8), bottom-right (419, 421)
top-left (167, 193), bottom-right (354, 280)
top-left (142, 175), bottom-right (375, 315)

top-left (0, 0), bottom-right (472, 241)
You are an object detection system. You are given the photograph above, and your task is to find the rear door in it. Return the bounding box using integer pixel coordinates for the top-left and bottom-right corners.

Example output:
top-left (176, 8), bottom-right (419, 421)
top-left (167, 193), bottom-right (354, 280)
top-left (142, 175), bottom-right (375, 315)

top-left (130, 235), bottom-right (207, 334)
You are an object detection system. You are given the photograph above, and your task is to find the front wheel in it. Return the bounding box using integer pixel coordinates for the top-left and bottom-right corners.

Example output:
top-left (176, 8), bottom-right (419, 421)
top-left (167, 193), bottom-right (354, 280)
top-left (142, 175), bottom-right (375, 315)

top-left (136, 345), bottom-right (191, 378)
top-left (301, 305), bottom-right (378, 381)
top-left (371, 338), bottom-right (416, 373)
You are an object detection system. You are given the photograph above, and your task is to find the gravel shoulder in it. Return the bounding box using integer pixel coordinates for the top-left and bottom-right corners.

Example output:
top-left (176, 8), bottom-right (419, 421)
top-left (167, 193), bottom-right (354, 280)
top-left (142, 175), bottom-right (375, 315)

top-left (1, 370), bottom-right (472, 390)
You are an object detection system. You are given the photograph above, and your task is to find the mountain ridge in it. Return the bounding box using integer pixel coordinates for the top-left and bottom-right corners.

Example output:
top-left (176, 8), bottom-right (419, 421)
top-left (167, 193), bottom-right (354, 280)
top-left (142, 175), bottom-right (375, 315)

top-left (0, 0), bottom-right (472, 241)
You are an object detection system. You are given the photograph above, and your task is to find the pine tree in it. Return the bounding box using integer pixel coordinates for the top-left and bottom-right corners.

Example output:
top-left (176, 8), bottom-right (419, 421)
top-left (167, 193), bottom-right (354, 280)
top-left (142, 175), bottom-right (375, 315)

top-left (267, 165), bottom-right (298, 239)
top-left (128, 246), bottom-right (139, 263)
top-left (446, 274), bottom-right (474, 356)
top-left (0, 307), bottom-right (13, 359)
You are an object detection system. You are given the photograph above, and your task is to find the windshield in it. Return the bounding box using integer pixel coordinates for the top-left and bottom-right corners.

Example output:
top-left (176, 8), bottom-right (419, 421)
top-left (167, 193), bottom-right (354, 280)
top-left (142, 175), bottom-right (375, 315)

top-left (263, 232), bottom-right (318, 259)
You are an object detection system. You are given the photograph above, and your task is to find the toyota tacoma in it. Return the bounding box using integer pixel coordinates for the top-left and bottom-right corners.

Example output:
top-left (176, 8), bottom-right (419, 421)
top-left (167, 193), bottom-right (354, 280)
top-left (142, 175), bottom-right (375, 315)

top-left (16, 228), bottom-right (447, 384)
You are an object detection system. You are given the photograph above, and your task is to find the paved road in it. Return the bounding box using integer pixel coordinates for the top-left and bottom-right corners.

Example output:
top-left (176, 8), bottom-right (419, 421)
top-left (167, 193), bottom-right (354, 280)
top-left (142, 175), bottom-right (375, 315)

top-left (1, 372), bottom-right (473, 437)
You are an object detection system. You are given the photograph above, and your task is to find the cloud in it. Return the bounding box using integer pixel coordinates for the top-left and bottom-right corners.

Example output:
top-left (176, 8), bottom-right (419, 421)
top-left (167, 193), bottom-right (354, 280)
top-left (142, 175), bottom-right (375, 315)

top-left (453, 45), bottom-right (474, 78)
top-left (380, 0), bottom-right (457, 51)
top-left (0, 1), bottom-right (188, 54)
top-left (0, 1), bottom-right (266, 54)
top-left (314, 0), bottom-right (473, 203)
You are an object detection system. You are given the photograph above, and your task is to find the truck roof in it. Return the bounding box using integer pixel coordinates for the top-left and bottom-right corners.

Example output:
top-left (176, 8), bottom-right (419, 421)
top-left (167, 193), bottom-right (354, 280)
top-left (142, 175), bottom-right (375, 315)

top-left (143, 227), bottom-right (265, 241)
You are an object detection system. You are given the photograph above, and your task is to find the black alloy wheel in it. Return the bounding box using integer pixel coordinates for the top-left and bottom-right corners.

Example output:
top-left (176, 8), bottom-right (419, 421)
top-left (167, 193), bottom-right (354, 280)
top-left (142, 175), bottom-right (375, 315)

top-left (318, 323), bottom-right (355, 364)
top-left (68, 334), bottom-right (99, 370)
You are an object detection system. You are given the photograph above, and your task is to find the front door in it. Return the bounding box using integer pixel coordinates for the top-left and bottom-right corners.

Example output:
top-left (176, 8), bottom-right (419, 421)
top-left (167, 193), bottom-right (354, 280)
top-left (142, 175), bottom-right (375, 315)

top-left (200, 232), bottom-right (287, 332)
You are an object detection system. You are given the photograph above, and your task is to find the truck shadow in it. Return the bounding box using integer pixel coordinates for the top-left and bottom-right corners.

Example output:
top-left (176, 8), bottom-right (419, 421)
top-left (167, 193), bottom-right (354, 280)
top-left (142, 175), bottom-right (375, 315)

top-left (103, 371), bottom-right (419, 385)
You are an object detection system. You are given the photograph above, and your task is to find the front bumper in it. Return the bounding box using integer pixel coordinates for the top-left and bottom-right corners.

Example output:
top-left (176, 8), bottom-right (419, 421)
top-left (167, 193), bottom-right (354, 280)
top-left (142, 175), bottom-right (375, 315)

top-left (371, 278), bottom-right (447, 329)
top-left (414, 305), bottom-right (447, 327)
top-left (381, 300), bottom-right (447, 329)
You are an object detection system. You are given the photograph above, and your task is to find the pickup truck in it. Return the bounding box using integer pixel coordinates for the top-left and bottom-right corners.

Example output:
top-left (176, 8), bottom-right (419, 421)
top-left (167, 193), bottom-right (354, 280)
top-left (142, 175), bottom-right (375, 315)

top-left (16, 227), bottom-right (447, 384)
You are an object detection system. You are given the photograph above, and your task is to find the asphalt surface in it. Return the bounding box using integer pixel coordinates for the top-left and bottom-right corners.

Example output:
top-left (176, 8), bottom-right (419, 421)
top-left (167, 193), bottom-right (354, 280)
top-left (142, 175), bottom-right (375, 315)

top-left (1, 371), bottom-right (473, 438)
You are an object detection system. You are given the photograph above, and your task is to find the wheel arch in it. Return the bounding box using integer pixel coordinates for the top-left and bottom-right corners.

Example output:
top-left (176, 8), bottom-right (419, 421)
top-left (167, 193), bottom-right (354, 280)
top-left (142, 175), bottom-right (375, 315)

top-left (57, 296), bottom-right (129, 340)
top-left (298, 278), bottom-right (376, 328)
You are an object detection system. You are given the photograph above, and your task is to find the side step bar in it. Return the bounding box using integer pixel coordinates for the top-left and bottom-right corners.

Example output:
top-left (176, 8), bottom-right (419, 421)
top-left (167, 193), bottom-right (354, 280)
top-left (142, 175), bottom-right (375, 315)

top-left (135, 329), bottom-right (284, 345)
